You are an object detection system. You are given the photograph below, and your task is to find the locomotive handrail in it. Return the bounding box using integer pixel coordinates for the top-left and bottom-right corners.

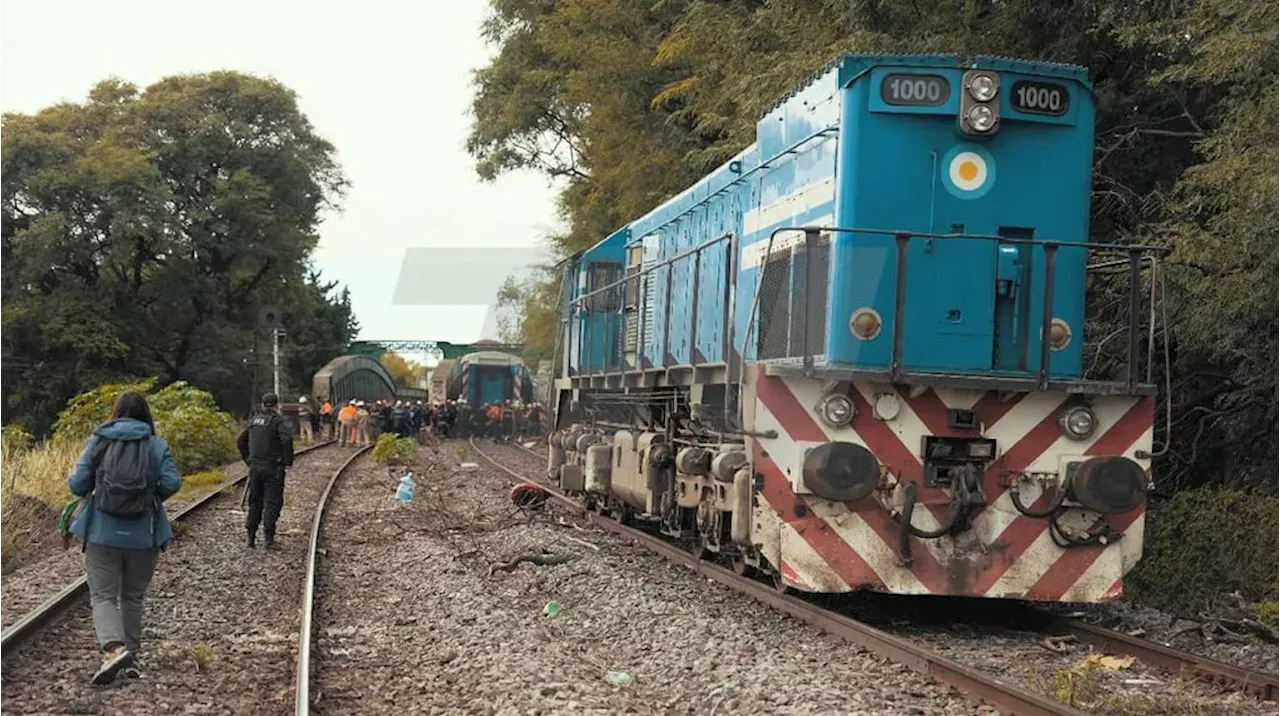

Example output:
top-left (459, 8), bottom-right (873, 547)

top-left (572, 222), bottom-right (1168, 390)
top-left (771, 225), bottom-right (1171, 255)
top-left (571, 231), bottom-right (734, 306)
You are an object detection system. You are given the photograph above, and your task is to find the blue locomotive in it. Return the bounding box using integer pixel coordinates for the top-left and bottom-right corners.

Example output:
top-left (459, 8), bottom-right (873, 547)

top-left (547, 55), bottom-right (1166, 602)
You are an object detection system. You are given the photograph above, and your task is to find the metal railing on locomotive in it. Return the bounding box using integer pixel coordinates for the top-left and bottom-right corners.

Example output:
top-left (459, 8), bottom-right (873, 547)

top-left (568, 226), bottom-right (1172, 446)
top-left (567, 232), bottom-right (738, 434)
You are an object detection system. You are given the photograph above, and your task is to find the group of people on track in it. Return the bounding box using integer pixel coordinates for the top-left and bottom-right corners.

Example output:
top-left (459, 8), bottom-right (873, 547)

top-left (421, 399), bottom-right (543, 442)
top-left (295, 395), bottom-right (545, 445)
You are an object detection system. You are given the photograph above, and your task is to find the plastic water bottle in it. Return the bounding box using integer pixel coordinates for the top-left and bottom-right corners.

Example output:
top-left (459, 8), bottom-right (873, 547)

top-left (395, 472), bottom-right (416, 503)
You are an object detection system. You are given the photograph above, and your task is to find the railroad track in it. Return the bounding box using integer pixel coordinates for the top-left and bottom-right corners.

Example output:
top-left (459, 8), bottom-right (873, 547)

top-left (1036, 613), bottom-right (1278, 700)
top-left (294, 445), bottom-right (371, 715)
top-left (476, 438), bottom-right (1278, 713)
top-left (0, 440), bottom-right (336, 656)
top-left (472, 438), bottom-right (1079, 716)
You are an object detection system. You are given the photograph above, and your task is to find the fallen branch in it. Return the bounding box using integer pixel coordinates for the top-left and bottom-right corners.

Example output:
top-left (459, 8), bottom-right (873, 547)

top-left (1038, 635), bottom-right (1077, 653)
top-left (487, 551), bottom-right (575, 576)
top-left (560, 534), bottom-right (601, 552)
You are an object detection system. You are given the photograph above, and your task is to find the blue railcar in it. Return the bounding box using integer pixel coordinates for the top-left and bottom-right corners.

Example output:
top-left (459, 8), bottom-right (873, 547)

top-left (548, 55), bottom-right (1167, 603)
top-left (445, 351), bottom-right (535, 406)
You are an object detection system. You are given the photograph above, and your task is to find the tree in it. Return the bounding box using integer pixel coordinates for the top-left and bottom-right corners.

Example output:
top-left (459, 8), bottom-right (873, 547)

top-left (470, 0), bottom-right (1278, 492)
top-left (380, 351), bottom-right (426, 388)
top-left (2, 72), bottom-right (355, 432)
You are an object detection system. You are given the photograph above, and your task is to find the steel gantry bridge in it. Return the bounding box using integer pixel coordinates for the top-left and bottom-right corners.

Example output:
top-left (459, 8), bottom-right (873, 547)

top-left (348, 340), bottom-right (524, 361)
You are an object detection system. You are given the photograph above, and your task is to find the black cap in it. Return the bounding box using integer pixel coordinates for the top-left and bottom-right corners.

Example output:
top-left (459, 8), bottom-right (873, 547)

top-left (261, 393), bottom-right (279, 407)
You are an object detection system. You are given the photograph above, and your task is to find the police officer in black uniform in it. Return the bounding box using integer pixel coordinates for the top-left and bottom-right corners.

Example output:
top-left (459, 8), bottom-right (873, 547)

top-left (237, 393), bottom-right (294, 549)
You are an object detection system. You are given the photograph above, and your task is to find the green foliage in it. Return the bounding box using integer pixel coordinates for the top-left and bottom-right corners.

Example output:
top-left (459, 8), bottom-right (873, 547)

top-left (172, 470), bottom-right (230, 502)
top-left (1253, 601), bottom-right (1279, 628)
top-left (1, 425), bottom-right (34, 452)
top-left (471, 0), bottom-right (1279, 493)
top-left (2, 72), bottom-right (357, 435)
top-left (371, 433), bottom-right (418, 466)
top-left (52, 378), bottom-right (159, 445)
top-left (52, 378), bottom-right (238, 474)
top-left (1127, 489), bottom-right (1279, 612)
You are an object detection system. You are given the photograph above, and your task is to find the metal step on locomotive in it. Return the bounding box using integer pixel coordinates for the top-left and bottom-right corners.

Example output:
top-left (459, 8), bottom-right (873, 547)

top-left (545, 54), bottom-right (1170, 602)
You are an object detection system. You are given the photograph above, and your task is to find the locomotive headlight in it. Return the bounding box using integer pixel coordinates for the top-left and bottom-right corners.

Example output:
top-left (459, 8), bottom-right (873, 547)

top-left (967, 73), bottom-right (999, 102)
top-left (967, 105), bottom-right (997, 132)
top-left (850, 308), bottom-right (882, 340)
top-left (817, 393), bottom-right (855, 428)
top-left (1049, 318), bottom-right (1072, 351)
top-left (1059, 406), bottom-right (1097, 441)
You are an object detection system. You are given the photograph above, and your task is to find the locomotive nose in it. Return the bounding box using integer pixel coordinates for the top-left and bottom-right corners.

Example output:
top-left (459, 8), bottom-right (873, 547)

top-left (1070, 456), bottom-right (1146, 514)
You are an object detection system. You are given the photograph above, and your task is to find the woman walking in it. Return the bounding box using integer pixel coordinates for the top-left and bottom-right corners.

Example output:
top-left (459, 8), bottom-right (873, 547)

top-left (67, 391), bottom-right (181, 685)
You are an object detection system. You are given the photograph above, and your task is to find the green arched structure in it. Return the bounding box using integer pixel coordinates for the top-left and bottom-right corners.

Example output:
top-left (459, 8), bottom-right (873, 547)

top-left (312, 355), bottom-right (427, 405)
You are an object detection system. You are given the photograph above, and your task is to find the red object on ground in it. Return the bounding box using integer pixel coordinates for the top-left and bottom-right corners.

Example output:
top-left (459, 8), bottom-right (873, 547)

top-left (509, 483), bottom-right (549, 509)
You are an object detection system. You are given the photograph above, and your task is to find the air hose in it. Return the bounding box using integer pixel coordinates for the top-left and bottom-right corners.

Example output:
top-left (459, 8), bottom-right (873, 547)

top-left (895, 481), bottom-right (964, 566)
top-left (1010, 479), bottom-right (1069, 518)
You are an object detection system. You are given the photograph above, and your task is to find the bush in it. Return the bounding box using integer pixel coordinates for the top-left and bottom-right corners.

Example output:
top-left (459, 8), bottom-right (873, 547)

top-left (372, 433), bottom-right (417, 466)
top-left (1, 425), bottom-right (34, 452)
top-left (1127, 488), bottom-right (1279, 612)
top-left (52, 378), bottom-right (238, 474)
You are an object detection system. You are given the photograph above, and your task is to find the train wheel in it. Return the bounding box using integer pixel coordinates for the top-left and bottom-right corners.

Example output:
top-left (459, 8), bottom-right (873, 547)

top-left (770, 570), bottom-right (793, 595)
top-left (687, 535), bottom-right (710, 561)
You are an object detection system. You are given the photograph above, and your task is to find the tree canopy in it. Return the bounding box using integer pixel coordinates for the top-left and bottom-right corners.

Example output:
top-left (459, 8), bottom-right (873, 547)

top-left (470, 0), bottom-right (1278, 492)
top-left (380, 351), bottom-right (427, 388)
top-left (2, 72), bottom-right (357, 432)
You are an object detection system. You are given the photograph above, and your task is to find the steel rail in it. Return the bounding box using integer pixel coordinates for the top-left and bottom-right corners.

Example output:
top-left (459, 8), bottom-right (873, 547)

top-left (0, 441), bottom-right (336, 656)
top-left (469, 439), bottom-right (1083, 716)
top-left (294, 445), bottom-right (372, 715)
top-left (1041, 615), bottom-right (1278, 700)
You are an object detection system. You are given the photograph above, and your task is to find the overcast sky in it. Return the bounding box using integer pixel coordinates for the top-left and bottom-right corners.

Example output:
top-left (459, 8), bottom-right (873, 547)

top-left (0, 0), bottom-right (562, 352)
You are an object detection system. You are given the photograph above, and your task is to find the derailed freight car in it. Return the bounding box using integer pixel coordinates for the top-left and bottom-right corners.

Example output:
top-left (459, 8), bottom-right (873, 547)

top-left (546, 54), bottom-right (1169, 603)
top-left (445, 352), bottom-right (535, 405)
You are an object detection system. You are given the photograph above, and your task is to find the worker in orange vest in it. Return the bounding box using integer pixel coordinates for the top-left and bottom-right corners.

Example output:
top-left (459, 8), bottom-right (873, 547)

top-left (319, 400), bottom-right (335, 440)
top-left (337, 400), bottom-right (359, 447)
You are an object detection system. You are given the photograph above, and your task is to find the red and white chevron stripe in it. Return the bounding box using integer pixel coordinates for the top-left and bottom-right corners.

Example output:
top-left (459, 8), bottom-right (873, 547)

top-left (744, 367), bottom-right (1153, 602)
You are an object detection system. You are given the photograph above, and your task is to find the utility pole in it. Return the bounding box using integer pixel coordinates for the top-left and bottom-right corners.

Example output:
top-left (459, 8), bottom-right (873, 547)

top-left (272, 327), bottom-right (285, 398)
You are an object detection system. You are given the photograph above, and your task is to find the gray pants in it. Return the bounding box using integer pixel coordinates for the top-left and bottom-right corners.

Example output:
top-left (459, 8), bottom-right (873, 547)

top-left (84, 544), bottom-right (158, 652)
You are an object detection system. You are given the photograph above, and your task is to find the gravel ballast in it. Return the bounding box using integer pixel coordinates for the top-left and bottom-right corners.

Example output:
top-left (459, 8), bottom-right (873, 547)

top-left (1, 444), bottom-right (355, 715)
top-left (1, 442), bottom-right (331, 630)
top-left (308, 441), bottom-right (987, 715)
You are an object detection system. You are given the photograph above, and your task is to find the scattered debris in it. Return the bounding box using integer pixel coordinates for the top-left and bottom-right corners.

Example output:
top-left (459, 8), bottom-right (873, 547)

top-left (509, 483), bottom-right (549, 510)
top-left (605, 670), bottom-right (635, 686)
top-left (1084, 653), bottom-right (1135, 670)
top-left (459, 462), bottom-right (479, 471)
top-left (1038, 635), bottom-right (1077, 653)
top-left (542, 601), bottom-right (562, 618)
top-left (487, 551), bottom-right (575, 576)
top-left (560, 534), bottom-right (601, 552)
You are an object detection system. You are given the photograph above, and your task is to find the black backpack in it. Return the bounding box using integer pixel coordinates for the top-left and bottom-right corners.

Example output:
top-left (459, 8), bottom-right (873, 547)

top-left (91, 437), bottom-right (158, 518)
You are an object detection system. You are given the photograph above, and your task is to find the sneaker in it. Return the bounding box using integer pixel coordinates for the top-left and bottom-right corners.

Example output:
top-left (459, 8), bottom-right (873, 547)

top-left (92, 645), bottom-right (132, 685)
top-left (122, 664), bottom-right (142, 679)
top-left (247, 533), bottom-right (257, 549)
top-left (264, 535), bottom-right (280, 551)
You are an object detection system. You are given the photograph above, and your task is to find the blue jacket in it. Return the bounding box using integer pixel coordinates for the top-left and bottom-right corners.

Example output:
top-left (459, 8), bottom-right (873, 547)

top-left (68, 418), bottom-right (182, 550)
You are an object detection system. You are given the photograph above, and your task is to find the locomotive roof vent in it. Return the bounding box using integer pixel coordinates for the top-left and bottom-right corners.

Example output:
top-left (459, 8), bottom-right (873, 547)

top-left (959, 70), bottom-right (1001, 137)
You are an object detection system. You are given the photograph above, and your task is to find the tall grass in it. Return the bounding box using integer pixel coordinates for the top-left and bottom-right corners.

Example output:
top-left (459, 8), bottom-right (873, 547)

top-left (1, 440), bottom-right (81, 571)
